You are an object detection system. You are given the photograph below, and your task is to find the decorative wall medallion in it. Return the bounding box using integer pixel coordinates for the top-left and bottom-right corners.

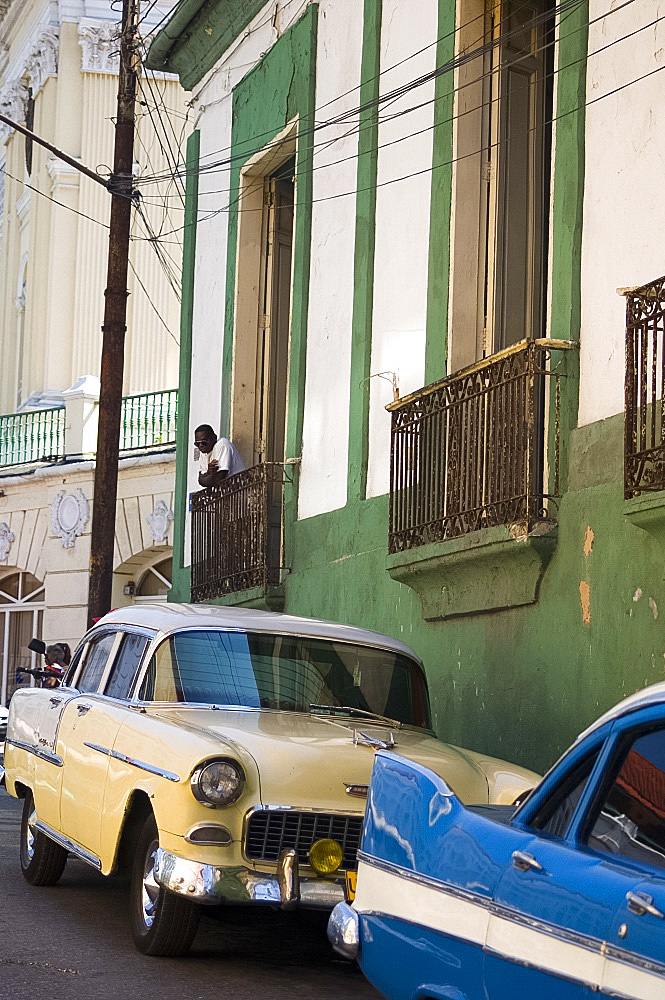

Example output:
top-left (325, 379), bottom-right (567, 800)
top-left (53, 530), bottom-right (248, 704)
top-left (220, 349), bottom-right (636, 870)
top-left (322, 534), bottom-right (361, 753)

top-left (0, 521), bottom-right (15, 561)
top-left (78, 20), bottom-right (121, 74)
top-left (51, 489), bottom-right (89, 548)
top-left (146, 500), bottom-right (173, 544)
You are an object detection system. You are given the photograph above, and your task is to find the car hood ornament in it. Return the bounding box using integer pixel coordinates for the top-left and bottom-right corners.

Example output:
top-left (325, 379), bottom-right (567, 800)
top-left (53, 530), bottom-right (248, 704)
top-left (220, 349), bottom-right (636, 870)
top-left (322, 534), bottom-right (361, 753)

top-left (352, 729), bottom-right (397, 750)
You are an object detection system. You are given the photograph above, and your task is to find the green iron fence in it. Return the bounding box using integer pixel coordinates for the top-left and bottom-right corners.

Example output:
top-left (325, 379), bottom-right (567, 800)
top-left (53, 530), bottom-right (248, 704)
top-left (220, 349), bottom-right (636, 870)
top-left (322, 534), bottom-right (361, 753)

top-left (0, 408), bottom-right (65, 467)
top-left (120, 388), bottom-right (178, 452)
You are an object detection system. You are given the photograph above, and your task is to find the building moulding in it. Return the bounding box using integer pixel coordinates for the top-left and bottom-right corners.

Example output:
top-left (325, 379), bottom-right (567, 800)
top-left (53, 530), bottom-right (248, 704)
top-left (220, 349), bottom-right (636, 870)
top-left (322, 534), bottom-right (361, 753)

top-left (624, 491), bottom-right (665, 552)
top-left (386, 520), bottom-right (558, 621)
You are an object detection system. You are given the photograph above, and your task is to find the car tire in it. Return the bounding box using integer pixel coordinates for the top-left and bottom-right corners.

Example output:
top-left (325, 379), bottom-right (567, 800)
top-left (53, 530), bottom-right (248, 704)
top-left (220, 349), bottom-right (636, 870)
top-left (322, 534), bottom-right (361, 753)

top-left (130, 814), bottom-right (200, 956)
top-left (19, 791), bottom-right (68, 886)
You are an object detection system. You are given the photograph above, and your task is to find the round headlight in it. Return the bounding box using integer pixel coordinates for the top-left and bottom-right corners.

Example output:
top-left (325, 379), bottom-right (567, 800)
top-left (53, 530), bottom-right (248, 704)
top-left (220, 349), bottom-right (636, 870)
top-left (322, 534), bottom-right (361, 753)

top-left (309, 838), bottom-right (344, 875)
top-left (191, 759), bottom-right (245, 807)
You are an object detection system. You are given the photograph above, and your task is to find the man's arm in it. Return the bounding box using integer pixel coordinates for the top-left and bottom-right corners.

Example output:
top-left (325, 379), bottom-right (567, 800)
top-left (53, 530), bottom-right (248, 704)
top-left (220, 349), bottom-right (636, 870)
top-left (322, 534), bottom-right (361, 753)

top-left (198, 460), bottom-right (229, 487)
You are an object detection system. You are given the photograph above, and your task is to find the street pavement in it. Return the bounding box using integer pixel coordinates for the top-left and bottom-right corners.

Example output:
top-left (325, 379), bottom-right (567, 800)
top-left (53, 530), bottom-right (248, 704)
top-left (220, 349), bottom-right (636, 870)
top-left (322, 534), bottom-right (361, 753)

top-left (0, 787), bottom-right (379, 1000)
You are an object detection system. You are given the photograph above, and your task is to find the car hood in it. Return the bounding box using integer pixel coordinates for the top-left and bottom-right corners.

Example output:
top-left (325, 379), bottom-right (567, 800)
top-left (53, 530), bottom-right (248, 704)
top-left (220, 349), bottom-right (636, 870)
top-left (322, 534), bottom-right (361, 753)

top-left (151, 707), bottom-right (492, 811)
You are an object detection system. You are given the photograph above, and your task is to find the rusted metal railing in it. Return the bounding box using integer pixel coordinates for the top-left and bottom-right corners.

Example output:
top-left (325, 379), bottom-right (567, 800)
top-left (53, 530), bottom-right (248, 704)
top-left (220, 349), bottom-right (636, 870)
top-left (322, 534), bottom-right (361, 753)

top-left (388, 339), bottom-right (572, 553)
top-left (625, 275), bottom-right (665, 497)
top-left (191, 463), bottom-right (284, 601)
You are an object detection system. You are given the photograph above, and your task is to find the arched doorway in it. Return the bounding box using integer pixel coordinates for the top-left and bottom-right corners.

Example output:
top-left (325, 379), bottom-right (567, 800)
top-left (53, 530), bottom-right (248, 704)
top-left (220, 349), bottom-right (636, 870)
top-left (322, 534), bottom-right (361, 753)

top-left (0, 570), bottom-right (45, 705)
top-left (134, 557), bottom-right (172, 603)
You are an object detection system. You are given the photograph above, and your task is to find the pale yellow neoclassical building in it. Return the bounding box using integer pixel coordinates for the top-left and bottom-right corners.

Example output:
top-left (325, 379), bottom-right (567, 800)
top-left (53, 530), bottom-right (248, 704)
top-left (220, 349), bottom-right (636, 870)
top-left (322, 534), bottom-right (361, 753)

top-left (0, 1), bottom-right (188, 705)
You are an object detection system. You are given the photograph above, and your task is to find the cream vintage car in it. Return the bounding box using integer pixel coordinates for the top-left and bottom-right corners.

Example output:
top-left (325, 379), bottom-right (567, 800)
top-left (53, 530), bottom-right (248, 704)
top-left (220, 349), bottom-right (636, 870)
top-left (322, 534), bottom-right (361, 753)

top-left (3, 604), bottom-right (538, 956)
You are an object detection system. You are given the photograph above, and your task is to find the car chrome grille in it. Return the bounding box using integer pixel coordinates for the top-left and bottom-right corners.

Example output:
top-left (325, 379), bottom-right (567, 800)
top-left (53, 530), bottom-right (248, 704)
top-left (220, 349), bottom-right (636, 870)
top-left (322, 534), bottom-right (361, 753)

top-left (245, 810), bottom-right (364, 870)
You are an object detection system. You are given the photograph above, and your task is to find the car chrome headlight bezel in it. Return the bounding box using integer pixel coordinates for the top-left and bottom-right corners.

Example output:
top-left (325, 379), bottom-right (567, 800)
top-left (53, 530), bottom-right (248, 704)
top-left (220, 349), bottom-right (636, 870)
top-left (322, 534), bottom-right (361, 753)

top-left (190, 757), bottom-right (245, 808)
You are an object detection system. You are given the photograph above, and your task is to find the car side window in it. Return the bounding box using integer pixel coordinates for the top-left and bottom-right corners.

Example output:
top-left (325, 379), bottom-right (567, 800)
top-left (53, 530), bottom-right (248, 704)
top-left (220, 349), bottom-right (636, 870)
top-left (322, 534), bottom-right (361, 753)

top-left (105, 632), bottom-right (149, 700)
top-left (529, 748), bottom-right (601, 838)
top-left (77, 632), bottom-right (118, 693)
top-left (587, 726), bottom-right (665, 870)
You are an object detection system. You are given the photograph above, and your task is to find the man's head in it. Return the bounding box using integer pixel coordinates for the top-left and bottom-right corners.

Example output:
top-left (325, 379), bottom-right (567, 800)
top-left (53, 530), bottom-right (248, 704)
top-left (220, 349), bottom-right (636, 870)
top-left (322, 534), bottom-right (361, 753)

top-left (194, 424), bottom-right (217, 455)
top-left (45, 643), bottom-right (70, 667)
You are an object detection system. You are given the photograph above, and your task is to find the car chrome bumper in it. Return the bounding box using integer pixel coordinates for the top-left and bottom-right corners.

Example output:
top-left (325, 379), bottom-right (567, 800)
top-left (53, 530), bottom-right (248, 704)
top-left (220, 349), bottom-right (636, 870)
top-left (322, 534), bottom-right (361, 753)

top-left (154, 847), bottom-right (346, 909)
top-left (327, 901), bottom-right (360, 960)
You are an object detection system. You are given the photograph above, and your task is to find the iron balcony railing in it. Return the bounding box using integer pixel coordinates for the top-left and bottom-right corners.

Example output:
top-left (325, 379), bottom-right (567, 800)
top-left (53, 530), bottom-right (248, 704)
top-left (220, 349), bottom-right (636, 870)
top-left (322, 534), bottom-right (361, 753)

top-left (191, 463), bottom-right (283, 601)
top-left (0, 408), bottom-right (65, 467)
top-left (625, 275), bottom-right (665, 497)
top-left (119, 388), bottom-right (177, 452)
top-left (388, 339), bottom-right (573, 553)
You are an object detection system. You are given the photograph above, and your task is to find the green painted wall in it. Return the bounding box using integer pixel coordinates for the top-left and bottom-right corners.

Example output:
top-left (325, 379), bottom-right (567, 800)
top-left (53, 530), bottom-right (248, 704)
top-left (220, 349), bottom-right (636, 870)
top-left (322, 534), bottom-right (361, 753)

top-left (286, 412), bottom-right (665, 776)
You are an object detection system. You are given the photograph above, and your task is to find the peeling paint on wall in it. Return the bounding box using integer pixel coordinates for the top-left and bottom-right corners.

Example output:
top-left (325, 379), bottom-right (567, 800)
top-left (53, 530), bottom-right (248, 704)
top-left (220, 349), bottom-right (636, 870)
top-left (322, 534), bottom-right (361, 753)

top-left (583, 525), bottom-right (594, 556)
top-left (650, 597), bottom-right (658, 619)
top-left (579, 580), bottom-right (591, 625)
top-left (633, 587), bottom-right (643, 602)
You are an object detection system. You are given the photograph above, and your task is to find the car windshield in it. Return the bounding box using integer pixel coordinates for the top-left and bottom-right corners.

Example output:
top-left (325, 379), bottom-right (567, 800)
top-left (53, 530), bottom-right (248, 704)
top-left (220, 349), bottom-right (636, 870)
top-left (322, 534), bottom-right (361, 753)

top-left (139, 629), bottom-right (432, 729)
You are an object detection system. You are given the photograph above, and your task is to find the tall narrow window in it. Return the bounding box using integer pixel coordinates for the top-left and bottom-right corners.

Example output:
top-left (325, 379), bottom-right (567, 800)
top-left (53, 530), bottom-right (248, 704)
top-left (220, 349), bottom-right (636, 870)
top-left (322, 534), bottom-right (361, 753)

top-left (450, 0), bottom-right (554, 370)
top-left (256, 156), bottom-right (294, 466)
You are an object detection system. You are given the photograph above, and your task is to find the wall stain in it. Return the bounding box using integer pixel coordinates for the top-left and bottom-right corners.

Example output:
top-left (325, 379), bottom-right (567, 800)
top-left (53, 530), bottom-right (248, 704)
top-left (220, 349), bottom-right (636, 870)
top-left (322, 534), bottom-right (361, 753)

top-left (579, 580), bottom-right (591, 625)
top-left (650, 597), bottom-right (659, 620)
top-left (583, 525), bottom-right (594, 556)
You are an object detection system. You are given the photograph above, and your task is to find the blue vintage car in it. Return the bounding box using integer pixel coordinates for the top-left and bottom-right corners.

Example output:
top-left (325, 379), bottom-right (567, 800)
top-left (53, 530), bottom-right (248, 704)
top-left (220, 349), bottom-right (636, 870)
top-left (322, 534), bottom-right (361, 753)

top-left (329, 683), bottom-right (665, 999)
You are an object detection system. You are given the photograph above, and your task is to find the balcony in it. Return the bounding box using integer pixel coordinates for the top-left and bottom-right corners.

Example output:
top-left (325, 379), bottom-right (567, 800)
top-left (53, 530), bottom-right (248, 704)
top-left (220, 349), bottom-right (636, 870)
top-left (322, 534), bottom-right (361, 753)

top-left (386, 339), bottom-right (574, 619)
top-left (119, 389), bottom-right (177, 452)
top-left (191, 463), bottom-right (284, 604)
top-left (0, 386), bottom-right (177, 469)
top-left (0, 407), bottom-right (65, 467)
top-left (624, 275), bottom-right (665, 544)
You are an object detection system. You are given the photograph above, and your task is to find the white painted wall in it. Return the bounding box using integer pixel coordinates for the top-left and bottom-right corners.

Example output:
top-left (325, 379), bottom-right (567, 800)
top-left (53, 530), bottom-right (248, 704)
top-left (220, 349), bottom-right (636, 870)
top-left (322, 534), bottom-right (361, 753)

top-left (579, 0), bottom-right (665, 427)
top-left (185, 1), bottom-right (304, 562)
top-left (366, 0), bottom-right (436, 498)
top-left (298, 0), bottom-right (363, 519)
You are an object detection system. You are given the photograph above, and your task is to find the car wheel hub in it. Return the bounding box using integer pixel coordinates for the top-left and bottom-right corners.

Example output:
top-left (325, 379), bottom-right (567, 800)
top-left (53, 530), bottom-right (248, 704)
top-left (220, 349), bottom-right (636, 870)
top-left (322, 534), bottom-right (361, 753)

top-left (141, 842), bottom-right (160, 928)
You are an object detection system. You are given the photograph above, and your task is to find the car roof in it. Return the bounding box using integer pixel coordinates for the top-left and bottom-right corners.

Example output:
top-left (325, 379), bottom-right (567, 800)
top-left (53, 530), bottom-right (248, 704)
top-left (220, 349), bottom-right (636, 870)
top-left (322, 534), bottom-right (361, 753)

top-left (577, 680), bottom-right (665, 743)
top-left (95, 603), bottom-right (422, 662)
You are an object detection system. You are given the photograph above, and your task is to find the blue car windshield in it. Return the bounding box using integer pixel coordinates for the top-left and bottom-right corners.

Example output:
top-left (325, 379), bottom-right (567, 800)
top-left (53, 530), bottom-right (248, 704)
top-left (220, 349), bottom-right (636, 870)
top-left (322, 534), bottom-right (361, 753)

top-left (139, 629), bottom-right (431, 729)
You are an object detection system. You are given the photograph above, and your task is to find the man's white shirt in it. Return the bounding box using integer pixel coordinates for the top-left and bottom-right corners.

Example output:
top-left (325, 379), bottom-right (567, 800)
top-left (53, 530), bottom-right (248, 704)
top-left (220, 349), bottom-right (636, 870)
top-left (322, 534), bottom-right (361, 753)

top-left (199, 438), bottom-right (246, 477)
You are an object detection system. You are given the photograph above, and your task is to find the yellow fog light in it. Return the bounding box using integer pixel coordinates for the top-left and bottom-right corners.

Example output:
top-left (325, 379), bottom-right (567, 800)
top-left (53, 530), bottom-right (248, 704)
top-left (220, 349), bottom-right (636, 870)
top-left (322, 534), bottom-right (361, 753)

top-left (309, 838), bottom-right (344, 875)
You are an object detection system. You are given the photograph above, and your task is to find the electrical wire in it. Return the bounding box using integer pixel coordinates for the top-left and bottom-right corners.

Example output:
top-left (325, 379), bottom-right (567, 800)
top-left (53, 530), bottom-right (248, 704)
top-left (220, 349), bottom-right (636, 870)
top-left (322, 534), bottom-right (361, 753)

top-left (128, 257), bottom-right (180, 344)
top-left (131, 24), bottom-right (665, 241)
top-left (134, 0), bottom-right (588, 187)
top-left (131, 0), bottom-right (647, 226)
top-left (2, 169), bottom-right (110, 229)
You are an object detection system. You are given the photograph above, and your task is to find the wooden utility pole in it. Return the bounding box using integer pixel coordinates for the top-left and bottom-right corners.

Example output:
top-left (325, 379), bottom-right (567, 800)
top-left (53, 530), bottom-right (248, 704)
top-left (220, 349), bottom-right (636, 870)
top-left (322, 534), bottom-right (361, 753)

top-left (87, 0), bottom-right (139, 626)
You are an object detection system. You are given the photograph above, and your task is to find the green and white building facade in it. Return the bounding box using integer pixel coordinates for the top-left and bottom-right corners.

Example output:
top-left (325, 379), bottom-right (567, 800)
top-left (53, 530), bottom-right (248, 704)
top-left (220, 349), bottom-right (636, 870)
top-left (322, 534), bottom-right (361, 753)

top-left (148, 0), bottom-right (665, 774)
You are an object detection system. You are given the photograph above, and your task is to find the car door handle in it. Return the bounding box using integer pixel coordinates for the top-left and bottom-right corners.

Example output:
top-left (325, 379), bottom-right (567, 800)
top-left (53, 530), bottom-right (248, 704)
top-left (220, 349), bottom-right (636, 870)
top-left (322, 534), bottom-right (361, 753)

top-left (512, 850), bottom-right (544, 872)
top-left (626, 891), bottom-right (664, 919)
top-left (76, 704), bottom-right (92, 716)
top-left (49, 697), bottom-right (63, 708)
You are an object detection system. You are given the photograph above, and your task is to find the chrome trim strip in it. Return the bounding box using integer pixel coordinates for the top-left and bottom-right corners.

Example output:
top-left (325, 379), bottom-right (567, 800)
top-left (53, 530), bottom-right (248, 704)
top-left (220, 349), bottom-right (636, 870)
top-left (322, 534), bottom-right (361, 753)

top-left (153, 849), bottom-right (345, 909)
top-left (358, 852), bottom-right (606, 958)
top-left (357, 850), bottom-right (490, 909)
top-left (34, 821), bottom-right (101, 870)
top-left (83, 741), bottom-right (180, 782)
top-left (6, 737), bottom-right (63, 767)
top-left (605, 942), bottom-right (665, 978)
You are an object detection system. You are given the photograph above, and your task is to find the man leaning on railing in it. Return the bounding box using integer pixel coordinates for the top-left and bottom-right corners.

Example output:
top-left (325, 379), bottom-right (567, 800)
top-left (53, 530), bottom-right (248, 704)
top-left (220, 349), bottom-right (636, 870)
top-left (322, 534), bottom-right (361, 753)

top-left (195, 424), bottom-right (246, 488)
